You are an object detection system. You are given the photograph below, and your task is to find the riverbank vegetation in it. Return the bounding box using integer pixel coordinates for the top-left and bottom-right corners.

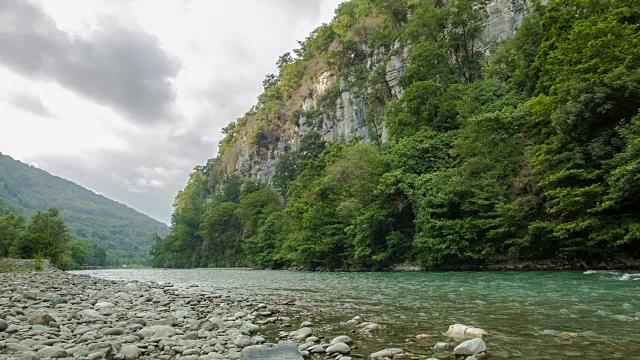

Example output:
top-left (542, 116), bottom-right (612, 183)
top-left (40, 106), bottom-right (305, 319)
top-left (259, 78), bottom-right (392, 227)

top-left (152, 0), bottom-right (640, 270)
top-left (0, 208), bottom-right (110, 269)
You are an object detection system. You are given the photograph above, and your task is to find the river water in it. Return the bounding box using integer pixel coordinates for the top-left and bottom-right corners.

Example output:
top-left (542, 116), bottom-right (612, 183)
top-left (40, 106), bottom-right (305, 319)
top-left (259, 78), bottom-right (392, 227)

top-left (73, 269), bottom-right (640, 359)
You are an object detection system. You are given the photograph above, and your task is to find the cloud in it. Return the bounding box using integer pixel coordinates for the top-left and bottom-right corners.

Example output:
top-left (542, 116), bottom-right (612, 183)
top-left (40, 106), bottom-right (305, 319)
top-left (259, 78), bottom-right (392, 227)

top-left (0, 0), bottom-right (344, 224)
top-left (271, 0), bottom-right (323, 18)
top-left (0, 0), bottom-right (180, 123)
top-left (9, 92), bottom-right (52, 117)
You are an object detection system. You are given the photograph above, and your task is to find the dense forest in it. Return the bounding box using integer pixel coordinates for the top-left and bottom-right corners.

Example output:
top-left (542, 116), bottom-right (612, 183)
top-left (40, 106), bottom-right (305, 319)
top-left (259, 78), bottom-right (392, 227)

top-left (152, 0), bottom-right (640, 270)
top-left (0, 154), bottom-right (169, 265)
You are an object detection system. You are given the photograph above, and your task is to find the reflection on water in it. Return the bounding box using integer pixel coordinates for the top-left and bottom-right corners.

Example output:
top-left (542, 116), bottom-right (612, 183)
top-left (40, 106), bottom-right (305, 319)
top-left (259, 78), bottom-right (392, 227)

top-left (73, 269), bottom-right (640, 359)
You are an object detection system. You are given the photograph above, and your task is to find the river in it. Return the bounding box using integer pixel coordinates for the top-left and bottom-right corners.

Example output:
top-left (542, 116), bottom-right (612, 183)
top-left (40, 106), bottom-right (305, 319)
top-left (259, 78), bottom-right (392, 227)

top-left (72, 269), bottom-right (640, 359)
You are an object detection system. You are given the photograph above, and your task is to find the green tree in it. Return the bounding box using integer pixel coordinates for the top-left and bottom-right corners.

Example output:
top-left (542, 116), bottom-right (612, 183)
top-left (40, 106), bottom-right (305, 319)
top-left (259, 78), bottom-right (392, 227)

top-left (0, 214), bottom-right (26, 257)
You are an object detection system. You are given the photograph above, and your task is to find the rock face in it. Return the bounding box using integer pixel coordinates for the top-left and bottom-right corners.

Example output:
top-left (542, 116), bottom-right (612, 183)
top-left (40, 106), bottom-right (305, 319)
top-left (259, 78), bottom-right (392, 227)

top-left (240, 342), bottom-right (303, 360)
top-left (223, 0), bottom-right (541, 186)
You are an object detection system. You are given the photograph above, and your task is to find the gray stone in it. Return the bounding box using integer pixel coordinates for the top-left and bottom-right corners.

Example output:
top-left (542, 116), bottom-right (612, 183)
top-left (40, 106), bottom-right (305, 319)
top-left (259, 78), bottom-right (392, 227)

top-left (17, 352), bottom-right (39, 360)
top-left (7, 343), bottom-right (32, 352)
top-left (289, 327), bottom-right (313, 340)
top-left (454, 338), bottom-right (487, 356)
top-left (370, 348), bottom-right (404, 358)
top-left (330, 335), bottom-right (352, 345)
top-left (121, 344), bottom-right (141, 359)
top-left (326, 342), bottom-right (350, 354)
top-left (240, 342), bottom-right (303, 360)
top-left (79, 309), bottom-right (101, 318)
top-left (104, 328), bottom-right (125, 335)
top-left (234, 335), bottom-right (255, 347)
top-left (23, 291), bottom-right (38, 300)
top-left (35, 346), bottom-right (68, 358)
top-left (240, 323), bottom-right (260, 335)
top-left (433, 342), bottom-right (449, 351)
top-left (0, 319), bottom-right (7, 331)
top-left (94, 302), bottom-right (115, 310)
top-left (27, 313), bottom-right (56, 325)
top-left (150, 325), bottom-right (177, 338)
top-left (52, 297), bottom-right (68, 305)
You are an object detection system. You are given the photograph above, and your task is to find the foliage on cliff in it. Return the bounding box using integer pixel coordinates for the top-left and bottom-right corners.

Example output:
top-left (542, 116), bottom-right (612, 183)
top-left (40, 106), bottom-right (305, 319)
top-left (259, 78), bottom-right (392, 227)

top-left (0, 154), bottom-right (169, 265)
top-left (153, 0), bottom-right (640, 269)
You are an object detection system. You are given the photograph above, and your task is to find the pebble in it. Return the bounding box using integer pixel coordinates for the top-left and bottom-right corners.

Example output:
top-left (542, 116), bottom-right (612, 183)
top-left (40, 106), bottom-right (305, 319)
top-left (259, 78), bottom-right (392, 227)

top-left (0, 271), bottom-right (315, 360)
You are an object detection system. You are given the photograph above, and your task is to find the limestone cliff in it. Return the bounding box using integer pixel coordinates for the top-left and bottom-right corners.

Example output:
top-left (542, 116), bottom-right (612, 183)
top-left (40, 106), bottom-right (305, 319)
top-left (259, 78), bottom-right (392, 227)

top-left (218, 0), bottom-right (542, 186)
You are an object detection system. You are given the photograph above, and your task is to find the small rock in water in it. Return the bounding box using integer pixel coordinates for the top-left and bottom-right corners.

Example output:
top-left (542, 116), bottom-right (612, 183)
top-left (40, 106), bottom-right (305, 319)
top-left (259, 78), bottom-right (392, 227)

top-left (369, 348), bottom-right (404, 358)
top-left (358, 322), bottom-right (383, 333)
top-left (330, 335), bottom-right (352, 345)
top-left (289, 327), bottom-right (313, 340)
top-left (454, 338), bottom-right (487, 356)
top-left (326, 342), bottom-right (350, 354)
top-left (559, 332), bottom-right (578, 339)
top-left (433, 342), bottom-right (449, 351)
top-left (540, 329), bottom-right (559, 336)
top-left (446, 324), bottom-right (488, 338)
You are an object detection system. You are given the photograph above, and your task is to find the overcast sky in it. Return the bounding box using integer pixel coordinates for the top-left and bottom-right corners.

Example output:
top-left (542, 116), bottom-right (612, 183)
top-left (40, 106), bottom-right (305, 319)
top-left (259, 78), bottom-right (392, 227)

top-left (0, 0), bottom-right (342, 223)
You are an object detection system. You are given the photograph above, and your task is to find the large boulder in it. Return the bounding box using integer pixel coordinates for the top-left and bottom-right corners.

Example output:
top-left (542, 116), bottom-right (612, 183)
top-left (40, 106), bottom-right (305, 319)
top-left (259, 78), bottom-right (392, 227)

top-left (454, 338), bottom-right (487, 356)
top-left (241, 342), bottom-right (303, 360)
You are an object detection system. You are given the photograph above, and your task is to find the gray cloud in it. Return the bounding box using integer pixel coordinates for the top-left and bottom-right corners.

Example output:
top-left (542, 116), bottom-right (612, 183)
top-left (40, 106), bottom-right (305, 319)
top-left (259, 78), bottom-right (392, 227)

top-left (2, 0), bottom-right (342, 223)
top-left (9, 92), bottom-right (52, 117)
top-left (0, 0), bottom-right (180, 123)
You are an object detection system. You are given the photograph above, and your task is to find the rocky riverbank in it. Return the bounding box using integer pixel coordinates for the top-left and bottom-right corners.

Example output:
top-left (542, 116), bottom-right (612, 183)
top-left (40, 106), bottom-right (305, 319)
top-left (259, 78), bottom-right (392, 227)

top-left (0, 268), bottom-right (491, 360)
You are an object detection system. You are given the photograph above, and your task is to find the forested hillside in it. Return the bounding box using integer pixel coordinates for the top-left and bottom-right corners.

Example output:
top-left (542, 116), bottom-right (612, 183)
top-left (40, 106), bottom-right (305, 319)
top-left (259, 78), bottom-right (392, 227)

top-left (0, 154), bottom-right (169, 265)
top-left (152, 0), bottom-right (640, 270)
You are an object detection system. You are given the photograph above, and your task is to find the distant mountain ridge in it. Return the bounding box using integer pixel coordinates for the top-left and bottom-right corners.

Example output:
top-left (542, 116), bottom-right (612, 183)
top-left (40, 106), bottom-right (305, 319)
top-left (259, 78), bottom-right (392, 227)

top-left (0, 153), bottom-right (169, 264)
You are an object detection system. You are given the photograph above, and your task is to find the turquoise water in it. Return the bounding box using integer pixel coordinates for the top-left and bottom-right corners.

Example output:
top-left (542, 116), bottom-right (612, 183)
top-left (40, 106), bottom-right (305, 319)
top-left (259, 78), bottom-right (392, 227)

top-left (74, 269), bottom-right (640, 359)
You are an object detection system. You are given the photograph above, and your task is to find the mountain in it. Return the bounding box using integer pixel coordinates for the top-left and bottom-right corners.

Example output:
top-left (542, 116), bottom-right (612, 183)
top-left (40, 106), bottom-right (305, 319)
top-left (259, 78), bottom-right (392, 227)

top-left (0, 153), bottom-right (169, 264)
top-left (153, 0), bottom-right (640, 270)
